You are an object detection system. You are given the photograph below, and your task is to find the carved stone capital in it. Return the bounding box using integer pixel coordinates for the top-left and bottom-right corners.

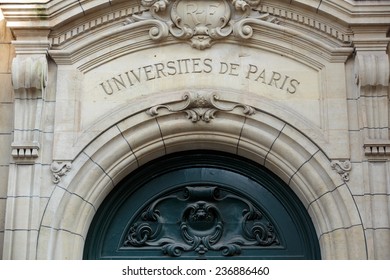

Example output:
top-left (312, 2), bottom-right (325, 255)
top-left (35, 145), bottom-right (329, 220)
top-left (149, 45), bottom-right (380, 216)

top-left (353, 28), bottom-right (390, 91)
top-left (354, 43), bottom-right (390, 143)
top-left (146, 91), bottom-right (255, 122)
top-left (354, 52), bottom-right (389, 90)
top-left (51, 161), bottom-right (72, 184)
top-left (128, 0), bottom-right (277, 49)
top-left (330, 160), bottom-right (352, 182)
top-left (12, 54), bottom-right (48, 92)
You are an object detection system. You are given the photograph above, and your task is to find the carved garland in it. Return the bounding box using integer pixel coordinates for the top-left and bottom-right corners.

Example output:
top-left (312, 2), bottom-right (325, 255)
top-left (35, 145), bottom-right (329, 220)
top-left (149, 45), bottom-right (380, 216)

top-left (146, 91), bottom-right (255, 122)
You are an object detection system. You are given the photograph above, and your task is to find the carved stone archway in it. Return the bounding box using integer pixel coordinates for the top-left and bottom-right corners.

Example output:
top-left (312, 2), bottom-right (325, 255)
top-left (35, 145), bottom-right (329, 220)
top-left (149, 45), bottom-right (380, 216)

top-left (37, 91), bottom-right (366, 259)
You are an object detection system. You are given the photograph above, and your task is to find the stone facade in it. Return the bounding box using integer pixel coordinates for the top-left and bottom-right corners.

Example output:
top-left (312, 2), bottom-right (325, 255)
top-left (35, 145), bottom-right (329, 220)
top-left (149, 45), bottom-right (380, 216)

top-left (0, 0), bottom-right (389, 259)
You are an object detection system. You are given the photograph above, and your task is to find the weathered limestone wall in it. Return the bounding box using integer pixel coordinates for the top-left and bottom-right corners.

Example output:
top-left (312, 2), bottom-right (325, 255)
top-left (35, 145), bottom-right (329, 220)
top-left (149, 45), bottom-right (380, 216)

top-left (0, 12), bottom-right (14, 260)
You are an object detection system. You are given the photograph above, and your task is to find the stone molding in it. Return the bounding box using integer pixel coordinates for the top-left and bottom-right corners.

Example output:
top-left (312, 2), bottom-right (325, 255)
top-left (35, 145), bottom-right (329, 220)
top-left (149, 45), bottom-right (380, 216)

top-left (20, 0), bottom-right (354, 71)
top-left (2, 0), bottom-right (388, 43)
top-left (49, 4), bottom-right (148, 47)
top-left (247, 2), bottom-right (353, 44)
top-left (44, 1), bottom-right (354, 49)
top-left (146, 91), bottom-right (255, 122)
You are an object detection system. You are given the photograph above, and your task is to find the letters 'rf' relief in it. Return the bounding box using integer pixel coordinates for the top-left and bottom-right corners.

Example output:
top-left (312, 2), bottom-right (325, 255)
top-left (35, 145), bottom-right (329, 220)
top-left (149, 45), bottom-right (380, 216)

top-left (126, 0), bottom-right (277, 49)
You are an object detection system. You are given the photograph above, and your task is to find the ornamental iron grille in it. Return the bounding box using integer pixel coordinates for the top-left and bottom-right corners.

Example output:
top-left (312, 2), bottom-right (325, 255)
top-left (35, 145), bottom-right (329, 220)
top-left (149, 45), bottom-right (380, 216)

top-left (122, 186), bottom-right (279, 257)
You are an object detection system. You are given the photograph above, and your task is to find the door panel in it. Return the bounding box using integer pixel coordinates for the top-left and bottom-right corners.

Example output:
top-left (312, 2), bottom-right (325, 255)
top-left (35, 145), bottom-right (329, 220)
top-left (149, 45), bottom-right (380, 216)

top-left (84, 152), bottom-right (320, 259)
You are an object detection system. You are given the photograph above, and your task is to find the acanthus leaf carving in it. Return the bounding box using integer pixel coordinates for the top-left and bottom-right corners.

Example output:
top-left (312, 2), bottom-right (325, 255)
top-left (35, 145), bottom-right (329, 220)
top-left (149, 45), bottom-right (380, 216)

top-left (146, 91), bottom-right (255, 122)
top-left (125, 0), bottom-right (277, 49)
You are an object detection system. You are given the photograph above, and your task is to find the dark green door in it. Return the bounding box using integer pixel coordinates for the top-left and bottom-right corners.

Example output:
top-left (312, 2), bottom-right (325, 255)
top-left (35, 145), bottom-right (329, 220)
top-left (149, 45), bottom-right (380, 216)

top-left (84, 152), bottom-right (320, 259)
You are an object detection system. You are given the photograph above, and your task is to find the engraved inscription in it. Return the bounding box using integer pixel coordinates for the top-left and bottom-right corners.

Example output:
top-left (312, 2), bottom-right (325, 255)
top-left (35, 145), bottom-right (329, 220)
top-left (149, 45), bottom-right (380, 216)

top-left (98, 58), bottom-right (301, 95)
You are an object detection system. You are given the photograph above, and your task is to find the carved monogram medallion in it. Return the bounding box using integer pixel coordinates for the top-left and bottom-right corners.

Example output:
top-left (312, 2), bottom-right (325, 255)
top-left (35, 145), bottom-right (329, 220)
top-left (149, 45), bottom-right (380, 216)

top-left (170, 0), bottom-right (231, 49)
top-left (127, 0), bottom-right (276, 49)
top-left (122, 186), bottom-right (280, 257)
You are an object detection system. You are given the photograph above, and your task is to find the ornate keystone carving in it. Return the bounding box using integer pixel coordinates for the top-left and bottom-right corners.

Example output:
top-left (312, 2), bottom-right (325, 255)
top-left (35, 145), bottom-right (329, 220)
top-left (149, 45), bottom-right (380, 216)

top-left (330, 160), bottom-right (352, 182)
top-left (146, 91), bottom-right (255, 122)
top-left (127, 0), bottom-right (276, 49)
top-left (123, 186), bottom-right (279, 257)
top-left (51, 161), bottom-right (72, 184)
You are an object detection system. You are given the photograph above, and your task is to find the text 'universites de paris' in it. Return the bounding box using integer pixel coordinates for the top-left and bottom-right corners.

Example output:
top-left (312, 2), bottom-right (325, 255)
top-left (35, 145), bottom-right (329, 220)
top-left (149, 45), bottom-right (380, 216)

top-left (99, 58), bottom-right (301, 95)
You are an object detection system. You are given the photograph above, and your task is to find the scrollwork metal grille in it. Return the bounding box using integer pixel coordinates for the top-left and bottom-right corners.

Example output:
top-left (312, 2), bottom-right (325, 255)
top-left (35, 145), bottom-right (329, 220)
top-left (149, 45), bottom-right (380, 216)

top-left (123, 186), bottom-right (280, 257)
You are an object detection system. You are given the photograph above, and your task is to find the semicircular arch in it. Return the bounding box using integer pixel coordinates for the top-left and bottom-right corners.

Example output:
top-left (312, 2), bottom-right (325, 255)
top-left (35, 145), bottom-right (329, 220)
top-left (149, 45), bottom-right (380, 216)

top-left (37, 103), bottom-right (366, 259)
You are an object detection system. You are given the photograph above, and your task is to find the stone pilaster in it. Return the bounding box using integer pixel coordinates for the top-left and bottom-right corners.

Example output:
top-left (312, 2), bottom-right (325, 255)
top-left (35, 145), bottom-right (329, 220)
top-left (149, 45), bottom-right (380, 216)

top-left (2, 30), bottom-right (50, 259)
top-left (352, 26), bottom-right (390, 259)
top-left (353, 27), bottom-right (390, 155)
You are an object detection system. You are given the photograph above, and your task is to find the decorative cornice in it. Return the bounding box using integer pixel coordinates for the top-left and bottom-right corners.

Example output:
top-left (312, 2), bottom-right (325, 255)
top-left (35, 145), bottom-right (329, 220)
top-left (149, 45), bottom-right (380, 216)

top-left (257, 3), bottom-right (353, 44)
top-left (49, 5), bottom-right (148, 47)
top-left (3, 0), bottom-right (390, 29)
top-left (146, 91), bottom-right (255, 122)
top-left (330, 160), bottom-right (351, 182)
top-left (42, 0), bottom-right (355, 50)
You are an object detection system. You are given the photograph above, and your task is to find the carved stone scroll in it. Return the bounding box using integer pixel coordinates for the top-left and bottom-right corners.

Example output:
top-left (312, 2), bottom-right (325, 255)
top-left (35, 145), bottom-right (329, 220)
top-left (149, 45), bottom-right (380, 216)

top-left (51, 161), bottom-right (72, 184)
top-left (127, 0), bottom-right (277, 49)
top-left (146, 91), bottom-right (255, 122)
top-left (11, 54), bottom-right (48, 163)
top-left (353, 29), bottom-right (390, 158)
top-left (330, 160), bottom-right (352, 182)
